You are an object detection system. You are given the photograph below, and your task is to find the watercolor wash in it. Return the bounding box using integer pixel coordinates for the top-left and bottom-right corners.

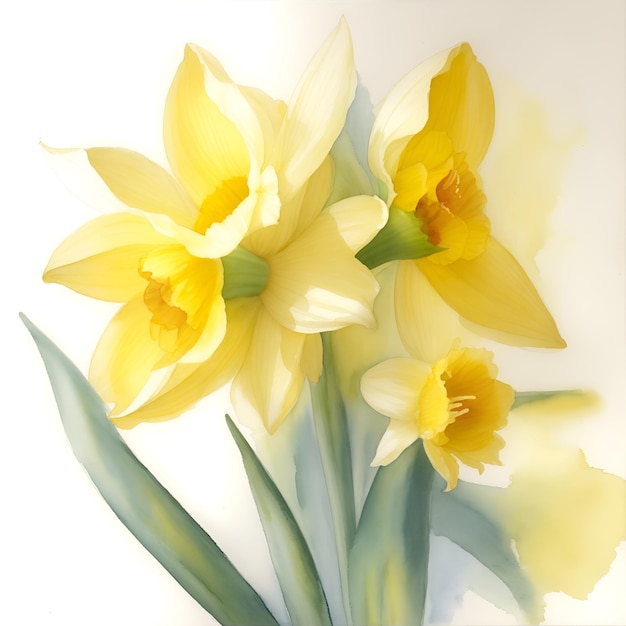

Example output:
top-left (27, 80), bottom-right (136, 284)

top-left (25, 18), bottom-right (624, 626)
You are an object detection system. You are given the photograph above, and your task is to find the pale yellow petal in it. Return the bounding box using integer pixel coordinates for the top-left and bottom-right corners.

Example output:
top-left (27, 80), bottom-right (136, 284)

top-left (424, 43), bottom-right (495, 169)
top-left (326, 195), bottom-right (388, 253)
top-left (163, 45), bottom-right (252, 207)
top-left (423, 440), bottom-right (460, 491)
top-left (418, 237), bottom-right (566, 348)
top-left (360, 358), bottom-right (429, 422)
top-left (395, 260), bottom-right (459, 363)
top-left (44, 213), bottom-right (172, 301)
top-left (112, 297), bottom-right (260, 429)
top-left (231, 308), bottom-right (306, 433)
top-left (89, 298), bottom-right (164, 414)
top-left (368, 47), bottom-right (451, 199)
top-left (274, 17), bottom-right (356, 200)
top-left (244, 157), bottom-right (333, 259)
top-left (261, 208), bottom-right (379, 332)
top-left (371, 419), bottom-right (421, 466)
top-left (143, 165), bottom-right (279, 259)
top-left (190, 45), bottom-right (266, 167)
top-left (86, 147), bottom-right (197, 227)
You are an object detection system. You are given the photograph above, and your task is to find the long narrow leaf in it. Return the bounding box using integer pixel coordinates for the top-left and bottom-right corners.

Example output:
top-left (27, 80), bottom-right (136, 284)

top-left (310, 332), bottom-right (356, 624)
top-left (349, 440), bottom-right (433, 626)
top-left (431, 479), bottom-right (542, 623)
top-left (226, 416), bottom-right (332, 626)
top-left (22, 314), bottom-right (278, 626)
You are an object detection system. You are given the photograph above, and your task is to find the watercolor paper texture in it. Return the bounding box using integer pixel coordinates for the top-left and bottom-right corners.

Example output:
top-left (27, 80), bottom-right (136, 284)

top-left (4, 1), bottom-right (625, 625)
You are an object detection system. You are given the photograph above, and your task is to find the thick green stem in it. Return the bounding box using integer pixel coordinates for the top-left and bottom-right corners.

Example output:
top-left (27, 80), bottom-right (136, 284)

top-left (310, 333), bottom-right (356, 625)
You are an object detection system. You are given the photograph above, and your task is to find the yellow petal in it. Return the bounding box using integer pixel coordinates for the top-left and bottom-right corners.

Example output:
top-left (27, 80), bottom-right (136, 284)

top-left (327, 195), bottom-right (388, 253)
top-left (261, 205), bottom-right (380, 332)
top-left (391, 162), bottom-right (428, 212)
top-left (360, 358), bottom-right (429, 422)
top-left (394, 260), bottom-right (459, 363)
top-left (423, 43), bottom-right (495, 170)
top-left (112, 297), bottom-right (260, 429)
top-left (44, 213), bottom-right (172, 301)
top-left (89, 297), bottom-right (165, 414)
top-left (231, 307), bottom-right (306, 433)
top-left (244, 156), bottom-right (333, 259)
top-left (163, 44), bottom-right (254, 207)
top-left (423, 440), bottom-right (460, 491)
top-left (368, 47), bottom-right (452, 200)
top-left (86, 147), bottom-right (197, 227)
top-left (418, 237), bottom-right (566, 348)
top-left (371, 419), bottom-right (420, 466)
top-left (273, 17), bottom-right (356, 200)
top-left (144, 164), bottom-right (279, 259)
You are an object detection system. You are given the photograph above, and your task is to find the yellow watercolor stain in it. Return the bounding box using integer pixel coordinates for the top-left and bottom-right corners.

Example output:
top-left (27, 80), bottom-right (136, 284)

top-left (502, 447), bottom-right (625, 599)
top-left (481, 79), bottom-right (585, 277)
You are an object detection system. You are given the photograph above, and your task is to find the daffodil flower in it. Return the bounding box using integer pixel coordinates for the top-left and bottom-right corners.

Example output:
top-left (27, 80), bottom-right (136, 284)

top-left (361, 345), bottom-right (513, 491)
top-left (369, 43), bottom-right (566, 349)
top-left (44, 19), bottom-right (387, 430)
top-left (359, 267), bottom-right (514, 491)
top-left (111, 158), bottom-right (387, 432)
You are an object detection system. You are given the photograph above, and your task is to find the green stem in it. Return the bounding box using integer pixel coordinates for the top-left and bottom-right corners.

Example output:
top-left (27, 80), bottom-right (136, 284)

top-left (310, 333), bottom-right (356, 625)
top-left (222, 245), bottom-right (269, 300)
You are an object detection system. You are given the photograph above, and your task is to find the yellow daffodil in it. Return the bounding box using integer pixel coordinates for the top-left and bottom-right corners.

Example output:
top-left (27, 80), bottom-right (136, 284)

top-left (45, 19), bottom-right (387, 431)
top-left (369, 43), bottom-right (565, 349)
top-left (361, 345), bottom-right (513, 491)
top-left (44, 20), bottom-right (368, 414)
top-left (112, 158), bottom-right (386, 432)
top-left (359, 266), bottom-right (513, 490)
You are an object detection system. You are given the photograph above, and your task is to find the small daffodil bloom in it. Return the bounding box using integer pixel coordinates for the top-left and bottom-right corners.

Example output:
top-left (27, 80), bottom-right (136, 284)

top-left (361, 346), bottom-right (514, 491)
top-left (44, 19), bottom-right (370, 424)
top-left (369, 43), bottom-right (565, 349)
top-left (360, 269), bottom-right (514, 491)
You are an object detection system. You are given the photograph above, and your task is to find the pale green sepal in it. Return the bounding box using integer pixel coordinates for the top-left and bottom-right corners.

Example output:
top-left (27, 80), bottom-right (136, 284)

top-left (222, 245), bottom-right (269, 300)
top-left (21, 314), bottom-right (278, 626)
top-left (431, 479), bottom-right (542, 624)
top-left (513, 389), bottom-right (586, 410)
top-left (310, 333), bottom-right (356, 624)
top-left (226, 416), bottom-right (332, 626)
top-left (356, 207), bottom-right (441, 269)
top-left (349, 439), bottom-right (432, 626)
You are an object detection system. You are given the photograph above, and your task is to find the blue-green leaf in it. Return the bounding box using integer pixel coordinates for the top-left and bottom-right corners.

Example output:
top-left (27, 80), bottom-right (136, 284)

top-left (349, 440), bottom-right (433, 626)
top-left (226, 416), bottom-right (332, 626)
top-left (22, 314), bottom-right (278, 626)
top-left (513, 389), bottom-right (586, 409)
top-left (431, 478), bottom-right (542, 623)
top-left (310, 333), bottom-right (356, 623)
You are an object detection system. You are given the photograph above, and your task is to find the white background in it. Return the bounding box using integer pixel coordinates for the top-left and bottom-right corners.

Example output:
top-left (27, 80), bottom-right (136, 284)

top-left (2, 1), bottom-right (625, 625)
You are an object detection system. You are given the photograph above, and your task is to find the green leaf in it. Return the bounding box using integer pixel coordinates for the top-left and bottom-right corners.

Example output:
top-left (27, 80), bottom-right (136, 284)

top-left (431, 479), bottom-right (542, 623)
top-left (356, 207), bottom-right (441, 269)
top-left (310, 333), bottom-right (357, 624)
top-left (226, 416), bottom-right (332, 626)
top-left (21, 314), bottom-right (278, 626)
top-left (349, 440), bottom-right (433, 626)
top-left (513, 389), bottom-right (587, 409)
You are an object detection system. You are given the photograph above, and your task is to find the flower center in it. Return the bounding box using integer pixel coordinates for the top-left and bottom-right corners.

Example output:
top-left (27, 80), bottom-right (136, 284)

top-left (139, 245), bottom-right (222, 353)
top-left (194, 176), bottom-right (249, 234)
